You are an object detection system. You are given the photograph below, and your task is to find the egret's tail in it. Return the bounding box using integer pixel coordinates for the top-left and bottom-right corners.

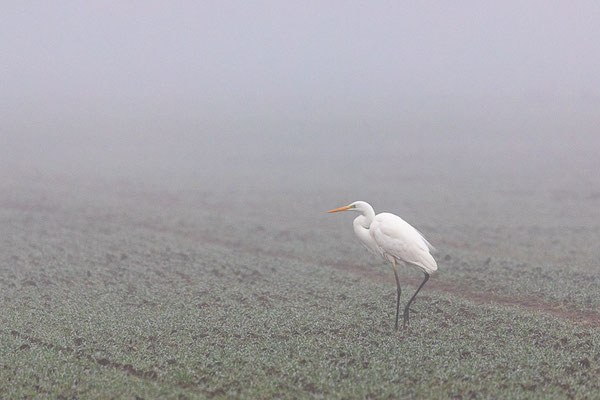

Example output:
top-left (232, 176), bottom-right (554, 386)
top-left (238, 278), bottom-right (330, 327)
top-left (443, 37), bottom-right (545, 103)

top-left (422, 251), bottom-right (438, 274)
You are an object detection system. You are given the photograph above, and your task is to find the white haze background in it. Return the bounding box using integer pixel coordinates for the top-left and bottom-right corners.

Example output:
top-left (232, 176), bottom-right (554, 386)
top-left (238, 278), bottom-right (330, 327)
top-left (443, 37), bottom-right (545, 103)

top-left (2, 2), bottom-right (599, 199)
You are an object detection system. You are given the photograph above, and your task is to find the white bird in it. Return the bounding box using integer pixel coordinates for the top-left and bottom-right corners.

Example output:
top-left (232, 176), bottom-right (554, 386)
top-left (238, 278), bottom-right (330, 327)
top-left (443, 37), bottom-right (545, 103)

top-left (328, 201), bottom-right (437, 330)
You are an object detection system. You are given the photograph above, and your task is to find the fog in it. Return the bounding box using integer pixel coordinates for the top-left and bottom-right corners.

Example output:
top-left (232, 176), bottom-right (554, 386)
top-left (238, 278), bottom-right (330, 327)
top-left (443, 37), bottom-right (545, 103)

top-left (3, 2), bottom-right (600, 196)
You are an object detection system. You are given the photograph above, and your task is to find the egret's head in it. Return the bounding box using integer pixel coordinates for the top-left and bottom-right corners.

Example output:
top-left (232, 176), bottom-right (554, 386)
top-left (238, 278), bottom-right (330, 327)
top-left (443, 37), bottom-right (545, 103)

top-left (328, 201), bottom-right (369, 213)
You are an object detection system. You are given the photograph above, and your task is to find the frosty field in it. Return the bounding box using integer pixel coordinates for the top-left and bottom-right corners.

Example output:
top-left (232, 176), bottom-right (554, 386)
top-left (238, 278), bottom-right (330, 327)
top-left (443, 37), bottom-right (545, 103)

top-left (1, 154), bottom-right (599, 399)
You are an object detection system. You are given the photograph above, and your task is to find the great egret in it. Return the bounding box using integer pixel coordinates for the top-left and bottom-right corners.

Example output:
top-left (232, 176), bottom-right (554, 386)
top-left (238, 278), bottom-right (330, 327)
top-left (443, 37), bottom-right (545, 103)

top-left (328, 201), bottom-right (437, 330)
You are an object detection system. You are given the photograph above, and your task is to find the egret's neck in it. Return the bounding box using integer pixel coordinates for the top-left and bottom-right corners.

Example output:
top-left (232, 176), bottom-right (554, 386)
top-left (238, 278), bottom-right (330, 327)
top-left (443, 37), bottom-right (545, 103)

top-left (353, 206), bottom-right (375, 229)
top-left (352, 205), bottom-right (377, 254)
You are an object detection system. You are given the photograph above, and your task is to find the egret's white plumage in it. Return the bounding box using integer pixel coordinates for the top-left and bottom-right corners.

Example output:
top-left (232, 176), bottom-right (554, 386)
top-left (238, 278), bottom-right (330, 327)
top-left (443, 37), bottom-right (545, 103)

top-left (371, 213), bottom-right (437, 274)
top-left (328, 200), bottom-right (437, 330)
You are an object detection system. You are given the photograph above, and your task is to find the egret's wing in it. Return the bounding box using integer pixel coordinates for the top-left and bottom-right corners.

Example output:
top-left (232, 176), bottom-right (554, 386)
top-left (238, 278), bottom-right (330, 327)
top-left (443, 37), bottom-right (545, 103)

top-left (371, 213), bottom-right (438, 273)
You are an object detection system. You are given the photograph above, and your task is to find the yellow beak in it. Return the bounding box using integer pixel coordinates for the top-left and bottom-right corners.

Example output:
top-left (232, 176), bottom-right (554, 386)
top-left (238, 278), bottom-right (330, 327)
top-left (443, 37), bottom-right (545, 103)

top-left (327, 205), bottom-right (351, 213)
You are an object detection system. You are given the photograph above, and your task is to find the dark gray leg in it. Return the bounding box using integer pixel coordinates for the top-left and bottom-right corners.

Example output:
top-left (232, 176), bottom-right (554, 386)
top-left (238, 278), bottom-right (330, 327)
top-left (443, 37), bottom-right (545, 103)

top-left (403, 272), bottom-right (430, 328)
top-left (392, 260), bottom-right (402, 331)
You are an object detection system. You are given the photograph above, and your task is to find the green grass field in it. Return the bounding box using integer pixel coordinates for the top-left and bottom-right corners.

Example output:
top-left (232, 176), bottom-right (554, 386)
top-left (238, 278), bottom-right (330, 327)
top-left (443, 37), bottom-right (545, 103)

top-left (2, 168), bottom-right (599, 399)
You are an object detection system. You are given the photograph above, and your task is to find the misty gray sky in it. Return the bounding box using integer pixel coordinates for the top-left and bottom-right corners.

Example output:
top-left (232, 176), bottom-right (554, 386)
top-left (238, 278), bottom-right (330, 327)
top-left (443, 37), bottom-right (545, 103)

top-left (2, 2), bottom-right (600, 180)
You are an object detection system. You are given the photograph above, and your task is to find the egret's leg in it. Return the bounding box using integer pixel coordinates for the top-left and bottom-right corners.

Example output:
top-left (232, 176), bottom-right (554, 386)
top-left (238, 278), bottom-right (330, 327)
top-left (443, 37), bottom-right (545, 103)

top-left (392, 260), bottom-right (402, 331)
top-left (403, 272), bottom-right (430, 328)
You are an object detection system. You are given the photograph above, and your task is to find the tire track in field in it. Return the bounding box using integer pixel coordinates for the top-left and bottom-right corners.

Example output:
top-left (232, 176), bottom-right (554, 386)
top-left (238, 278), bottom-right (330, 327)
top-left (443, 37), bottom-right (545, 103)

top-left (1, 329), bottom-right (228, 396)
top-left (170, 227), bottom-right (600, 327)
top-left (325, 263), bottom-right (600, 326)
top-left (5, 330), bottom-right (159, 380)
